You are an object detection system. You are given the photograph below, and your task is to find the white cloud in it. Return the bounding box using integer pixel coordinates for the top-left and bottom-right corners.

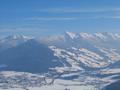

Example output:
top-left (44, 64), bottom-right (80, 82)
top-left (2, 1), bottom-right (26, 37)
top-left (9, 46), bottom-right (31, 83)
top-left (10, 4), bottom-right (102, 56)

top-left (0, 27), bottom-right (48, 33)
top-left (37, 7), bottom-right (120, 13)
top-left (93, 15), bottom-right (120, 19)
top-left (27, 17), bottom-right (77, 21)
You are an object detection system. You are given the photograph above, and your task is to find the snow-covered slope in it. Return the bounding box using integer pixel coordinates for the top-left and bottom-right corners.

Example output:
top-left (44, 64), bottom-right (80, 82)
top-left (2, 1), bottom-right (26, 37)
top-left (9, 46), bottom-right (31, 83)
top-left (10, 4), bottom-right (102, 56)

top-left (46, 32), bottom-right (120, 71)
top-left (65, 32), bottom-right (120, 41)
top-left (1, 33), bottom-right (120, 71)
top-left (0, 32), bottom-right (120, 90)
top-left (0, 39), bottom-right (62, 73)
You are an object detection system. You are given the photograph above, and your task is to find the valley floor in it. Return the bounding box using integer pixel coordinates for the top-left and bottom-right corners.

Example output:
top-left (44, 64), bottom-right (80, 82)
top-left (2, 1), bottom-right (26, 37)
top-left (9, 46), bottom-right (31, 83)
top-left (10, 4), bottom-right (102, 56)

top-left (0, 79), bottom-right (97, 90)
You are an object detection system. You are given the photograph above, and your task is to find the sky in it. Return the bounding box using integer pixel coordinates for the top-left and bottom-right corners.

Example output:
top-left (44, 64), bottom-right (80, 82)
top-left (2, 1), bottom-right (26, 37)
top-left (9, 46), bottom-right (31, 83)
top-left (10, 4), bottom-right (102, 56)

top-left (1, 0), bottom-right (120, 37)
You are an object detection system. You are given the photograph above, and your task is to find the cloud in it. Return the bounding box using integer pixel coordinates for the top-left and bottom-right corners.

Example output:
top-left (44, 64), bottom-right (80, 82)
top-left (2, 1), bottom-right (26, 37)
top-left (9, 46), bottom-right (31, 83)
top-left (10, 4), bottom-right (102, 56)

top-left (37, 7), bottom-right (120, 13)
top-left (0, 27), bottom-right (48, 33)
top-left (27, 17), bottom-right (77, 21)
top-left (34, 7), bottom-right (120, 20)
top-left (93, 15), bottom-right (120, 19)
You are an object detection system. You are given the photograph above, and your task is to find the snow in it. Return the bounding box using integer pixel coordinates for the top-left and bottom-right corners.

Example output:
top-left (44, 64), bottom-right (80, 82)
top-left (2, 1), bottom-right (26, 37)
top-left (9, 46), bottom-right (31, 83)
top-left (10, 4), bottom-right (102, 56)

top-left (1, 32), bottom-right (120, 90)
top-left (65, 32), bottom-right (76, 39)
top-left (0, 79), bottom-right (97, 90)
top-left (50, 46), bottom-right (109, 68)
top-left (101, 68), bottom-right (120, 74)
top-left (79, 33), bottom-right (94, 39)
top-left (94, 33), bottom-right (107, 40)
top-left (99, 48), bottom-right (120, 62)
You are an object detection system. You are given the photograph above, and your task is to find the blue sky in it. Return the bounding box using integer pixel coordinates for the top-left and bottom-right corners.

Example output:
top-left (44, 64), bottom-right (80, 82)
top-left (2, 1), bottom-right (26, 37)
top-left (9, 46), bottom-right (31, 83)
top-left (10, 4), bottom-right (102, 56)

top-left (1, 0), bottom-right (120, 37)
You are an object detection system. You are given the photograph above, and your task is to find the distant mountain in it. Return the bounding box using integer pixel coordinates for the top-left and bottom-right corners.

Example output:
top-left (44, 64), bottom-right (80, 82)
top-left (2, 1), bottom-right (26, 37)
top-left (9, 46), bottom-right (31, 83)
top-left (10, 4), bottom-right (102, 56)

top-left (1, 33), bottom-right (120, 72)
top-left (47, 32), bottom-right (120, 70)
top-left (64, 32), bottom-right (120, 48)
top-left (41, 32), bottom-right (120, 49)
top-left (0, 39), bottom-right (62, 73)
top-left (0, 32), bottom-right (120, 89)
top-left (0, 35), bottom-right (32, 52)
top-left (65, 32), bottom-right (120, 41)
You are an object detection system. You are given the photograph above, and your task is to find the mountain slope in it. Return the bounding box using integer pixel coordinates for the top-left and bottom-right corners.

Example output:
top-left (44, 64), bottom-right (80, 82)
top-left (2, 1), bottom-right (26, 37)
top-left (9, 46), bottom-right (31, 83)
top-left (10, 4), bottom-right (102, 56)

top-left (0, 39), bottom-right (62, 73)
top-left (0, 35), bottom-right (32, 52)
top-left (0, 33), bottom-right (120, 89)
top-left (47, 32), bottom-right (120, 71)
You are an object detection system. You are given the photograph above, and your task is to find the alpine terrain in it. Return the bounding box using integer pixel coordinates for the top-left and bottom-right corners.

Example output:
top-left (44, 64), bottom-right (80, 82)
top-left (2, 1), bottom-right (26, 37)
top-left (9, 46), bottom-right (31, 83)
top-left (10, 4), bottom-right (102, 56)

top-left (0, 32), bottom-right (120, 90)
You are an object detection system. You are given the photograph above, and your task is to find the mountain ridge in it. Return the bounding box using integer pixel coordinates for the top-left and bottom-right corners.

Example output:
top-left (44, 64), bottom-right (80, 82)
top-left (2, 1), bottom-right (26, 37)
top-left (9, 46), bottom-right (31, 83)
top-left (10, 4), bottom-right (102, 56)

top-left (0, 32), bottom-right (120, 89)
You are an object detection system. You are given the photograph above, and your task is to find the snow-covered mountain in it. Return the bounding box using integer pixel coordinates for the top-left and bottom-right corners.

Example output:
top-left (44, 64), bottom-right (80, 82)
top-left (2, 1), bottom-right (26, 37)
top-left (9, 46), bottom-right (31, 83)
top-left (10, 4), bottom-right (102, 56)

top-left (0, 39), bottom-right (62, 73)
top-left (0, 35), bottom-right (33, 52)
top-left (48, 32), bottom-right (120, 70)
top-left (65, 32), bottom-right (120, 41)
top-left (1, 32), bottom-right (120, 71)
top-left (45, 32), bottom-right (120, 90)
top-left (0, 32), bottom-right (120, 90)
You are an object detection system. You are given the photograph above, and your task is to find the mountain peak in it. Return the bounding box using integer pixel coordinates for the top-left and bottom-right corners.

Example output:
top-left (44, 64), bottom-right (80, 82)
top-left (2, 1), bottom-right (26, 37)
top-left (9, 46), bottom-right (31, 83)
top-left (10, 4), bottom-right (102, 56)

top-left (4, 35), bottom-right (33, 41)
top-left (65, 31), bottom-right (77, 39)
top-left (0, 35), bottom-right (34, 51)
top-left (64, 32), bottom-right (120, 41)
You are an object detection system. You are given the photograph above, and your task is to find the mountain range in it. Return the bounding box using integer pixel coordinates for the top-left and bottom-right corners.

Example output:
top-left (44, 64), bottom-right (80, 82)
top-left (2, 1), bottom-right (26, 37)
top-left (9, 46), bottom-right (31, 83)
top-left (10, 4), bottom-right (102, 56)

top-left (0, 32), bottom-right (120, 90)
